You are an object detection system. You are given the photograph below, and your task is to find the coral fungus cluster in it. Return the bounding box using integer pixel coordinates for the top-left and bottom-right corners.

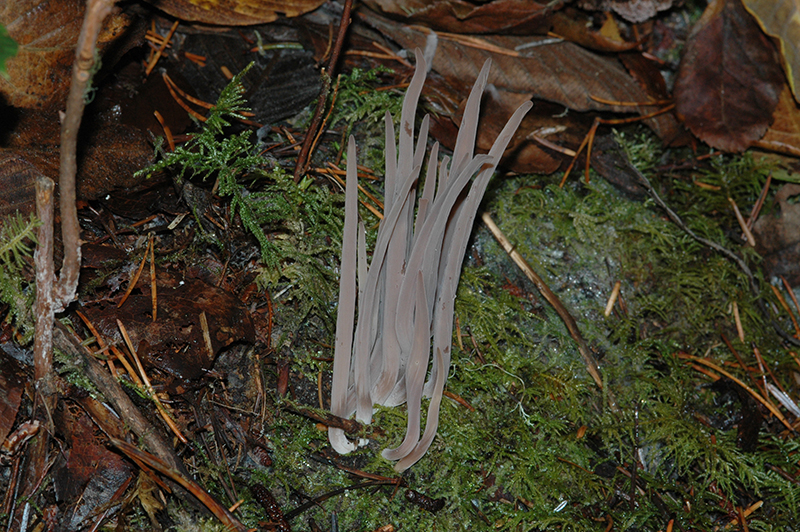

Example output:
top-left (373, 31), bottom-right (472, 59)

top-left (329, 49), bottom-right (531, 471)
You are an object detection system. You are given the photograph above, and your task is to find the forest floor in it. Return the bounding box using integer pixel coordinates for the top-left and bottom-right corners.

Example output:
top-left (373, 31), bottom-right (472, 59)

top-left (2, 0), bottom-right (800, 530)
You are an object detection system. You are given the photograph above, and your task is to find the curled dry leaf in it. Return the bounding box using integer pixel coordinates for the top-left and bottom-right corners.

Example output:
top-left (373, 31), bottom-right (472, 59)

top-left (550, 9), bottom-right (642, 53)
top-left (0, 0), bottom-right (134, 109)
top-left (52, 404), bottom-right (133, 530)
top-left (145, 0), bottom-right (325, 26)
top-left (742, 0), bottom-right (800, 102)
top-left (674, 0), bottom-right (784, 152)
top-left (3, 109), bottom-right (154, 201)
top-left (377, 19), bottom-right (679, 140)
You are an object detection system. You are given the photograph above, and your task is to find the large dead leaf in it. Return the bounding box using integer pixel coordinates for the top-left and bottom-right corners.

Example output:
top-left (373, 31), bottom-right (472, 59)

top-left (1, 109), bottom-right (154, 210)
top-left (145, 0), bottom-right (325, 25)
top-left (388, 28), bottom-right (647, 112)
top-left (358, 12), bottom-right (679, 172)
top-left (53, 402), bottom-right (133, 530)
top-left (376, 20), bottom-right (678, 132)
top-left (363, 0), bottom-right (552, 34)
top-left (0, 0), bottom-right (135, 109)
top-left (742, 0), bottom-right (800, 102)
top-left (674, 0), bottom-right (785, 152)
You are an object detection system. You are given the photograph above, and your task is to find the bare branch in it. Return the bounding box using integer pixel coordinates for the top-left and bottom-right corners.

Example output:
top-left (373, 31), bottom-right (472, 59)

top-left (56, 0), bottom-right (118, 309)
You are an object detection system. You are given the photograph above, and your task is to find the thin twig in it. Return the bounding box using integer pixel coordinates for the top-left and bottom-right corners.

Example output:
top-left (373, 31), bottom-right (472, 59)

top-left (117, 240), bottom-right (149, 308)
top-left (110, 439), bottom-right (247, 532)
top-left (720, 332), bottom-right (762, 395)
top-left (145, 20), bottom-right (178, 76)
top-left (116, 320), bottom-right (189, 444)
top-left (57, 0), bottom-right (119, 310)
top-left (293, 0), bottom-right (354, 181)
top-left (681, 353), bottom-right (793, 432)
top-left (149, 234), bottom-right (157, 321)
top-left (481, 212), bottom-right (606, 392)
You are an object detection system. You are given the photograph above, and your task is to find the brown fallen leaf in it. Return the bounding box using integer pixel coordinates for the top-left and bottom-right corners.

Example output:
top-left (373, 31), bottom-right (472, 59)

top-left (145, 0), bottom-right (325, 26)
top-left (578, 0), bottom-right (674, 23)
top-left (550, 8), bottom-right (642, 53)
top-left (756, 84), bottom-right (800, 157)
top-left (0, 0), bottom-right (136, 110)
top-left (742, 0), bottom-right (800, 102)
top-left (374, 19), bottom-right (678, 135)
top-left (82, 276), bottom-right (255, 382)
top-left (373, 19), bottom-right (663, 113)
top-left (52, 402), bottom-right (133, 530)
top-left (3, 108), bottom-right (154, 203)
top-left (618, 52), bottom-right (687, 146)
top-left (363, 0), bottom-right (553, 34)
top-left (674, 0), bottom-right (784, 152)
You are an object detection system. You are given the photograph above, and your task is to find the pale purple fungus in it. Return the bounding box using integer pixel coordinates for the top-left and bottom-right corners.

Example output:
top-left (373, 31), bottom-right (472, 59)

top-left (329, 48), bottom-right (532, 471)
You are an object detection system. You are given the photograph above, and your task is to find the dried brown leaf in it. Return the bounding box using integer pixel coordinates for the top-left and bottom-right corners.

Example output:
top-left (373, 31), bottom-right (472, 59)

top-left (383, 23), bottom-right (651, 111)
top-left (375, 20), bottom-right (678, 136)
top-left (550, 9), bottom-right (641, 52)
top-left (52, 404), bottom-right (132, 529)
top-left (674, 0), bottom-right (784, 152)
top-left (0, 0), bottom-right (134, 109)
top-left (364, 0), bottom-right (552, 34)
top-left (145, 0), bottom-right (325, 26)
top-left (753, 184), bottom-right (800, 284)
top-left (4, 110), bottom-right (154, 201)
top-left (82, 276), bottom-right (255, 382)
